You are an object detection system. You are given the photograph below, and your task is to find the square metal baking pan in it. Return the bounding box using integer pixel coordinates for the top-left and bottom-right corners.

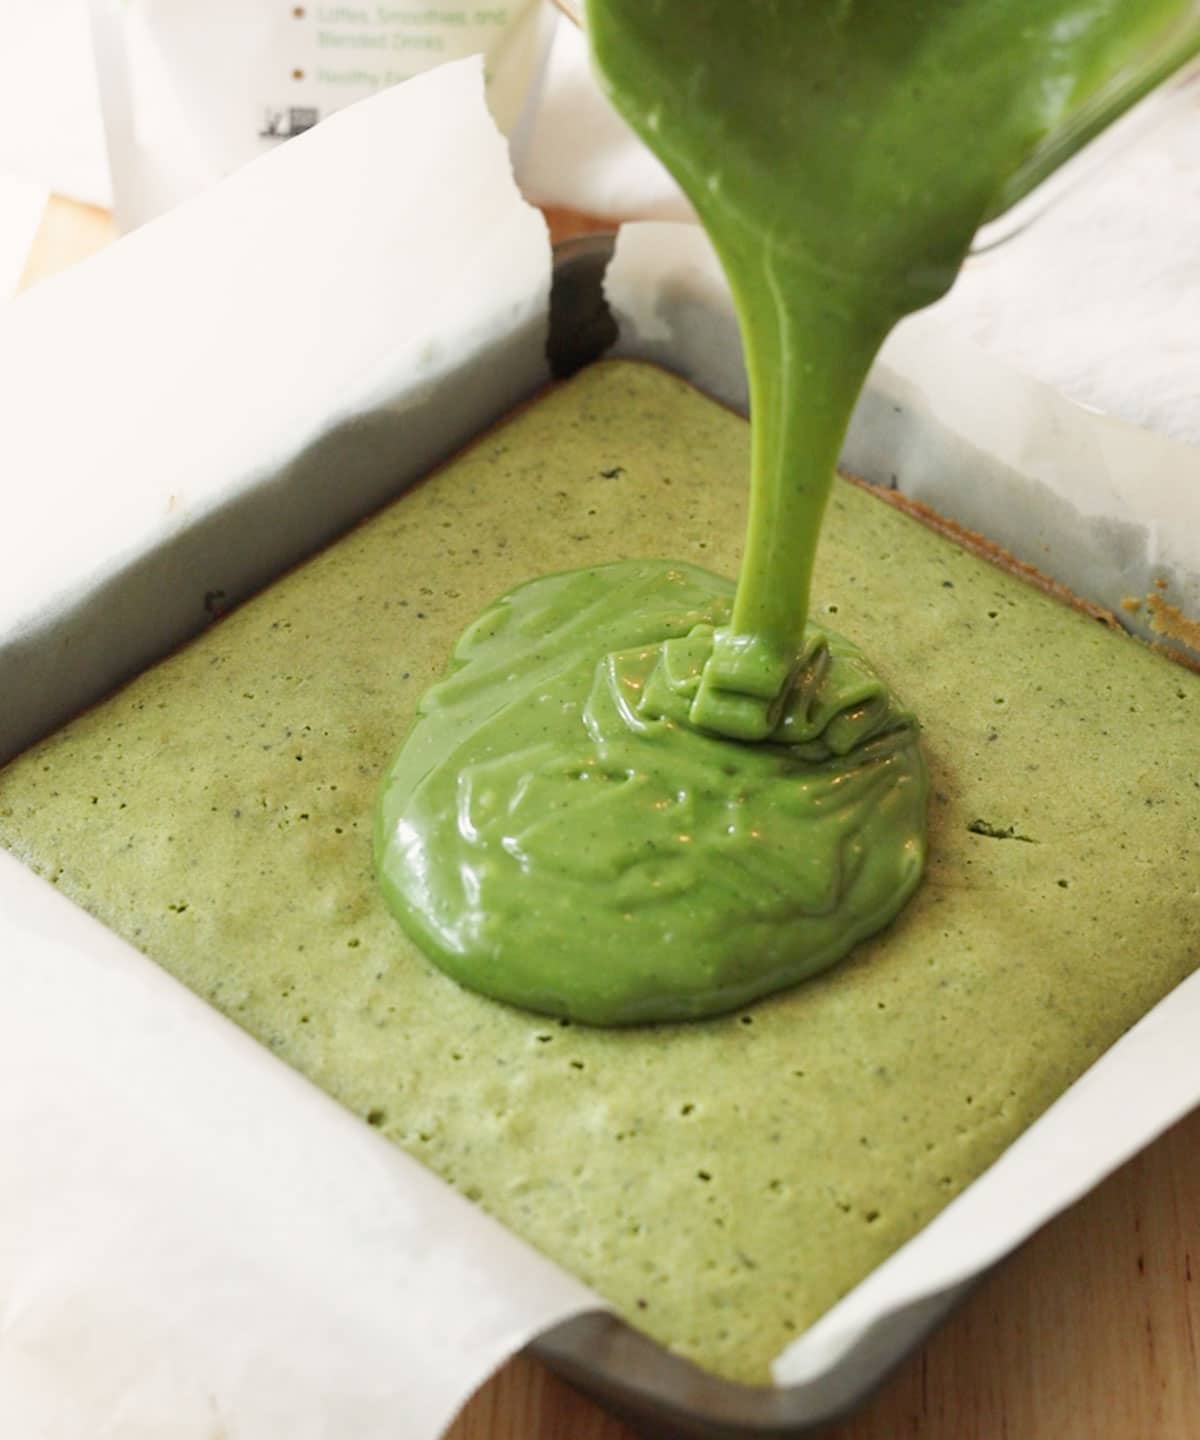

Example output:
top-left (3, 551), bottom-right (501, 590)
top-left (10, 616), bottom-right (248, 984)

top-left (3, 232), bottom-right (1196, 1439)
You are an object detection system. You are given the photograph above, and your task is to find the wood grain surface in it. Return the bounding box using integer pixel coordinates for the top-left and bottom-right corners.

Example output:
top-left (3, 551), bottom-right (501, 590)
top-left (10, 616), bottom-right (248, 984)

top-left (21, 196), bottom-right (1199, 1440)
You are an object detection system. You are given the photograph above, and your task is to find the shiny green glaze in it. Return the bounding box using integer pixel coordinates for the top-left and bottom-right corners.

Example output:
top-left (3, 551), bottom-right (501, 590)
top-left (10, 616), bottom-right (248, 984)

top-left (376, 561), bottom-right (925, 1024)
top-left (378, 0), bottom-right (1186, 1021)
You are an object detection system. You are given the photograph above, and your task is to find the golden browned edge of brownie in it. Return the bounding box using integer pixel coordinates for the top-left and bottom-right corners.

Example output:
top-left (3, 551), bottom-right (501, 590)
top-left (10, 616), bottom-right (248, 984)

top-left (841, 470), bottom-right (1200, 676)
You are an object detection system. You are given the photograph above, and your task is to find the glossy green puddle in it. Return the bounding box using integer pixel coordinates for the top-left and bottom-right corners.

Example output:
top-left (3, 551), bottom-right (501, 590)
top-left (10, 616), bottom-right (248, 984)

top-left (379, 0), bottom-right (1188, 1021)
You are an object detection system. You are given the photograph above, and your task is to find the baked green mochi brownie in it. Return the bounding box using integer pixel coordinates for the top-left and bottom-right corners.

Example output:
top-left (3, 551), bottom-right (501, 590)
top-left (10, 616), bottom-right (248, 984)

top-left (1, 361), bottom-right (1197, 1384)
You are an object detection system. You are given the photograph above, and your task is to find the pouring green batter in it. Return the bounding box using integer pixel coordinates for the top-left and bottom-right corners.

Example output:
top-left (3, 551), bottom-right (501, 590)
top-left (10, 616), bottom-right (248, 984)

top-left (377, 0), bottom-right (1190, 1024)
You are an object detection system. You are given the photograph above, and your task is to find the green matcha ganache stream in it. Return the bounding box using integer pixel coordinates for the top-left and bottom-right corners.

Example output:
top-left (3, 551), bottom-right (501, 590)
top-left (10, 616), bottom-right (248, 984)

top-left (587, 0), bottom-right (1189, 733)
top-left (377, 0), bottom-right (1185, 1025)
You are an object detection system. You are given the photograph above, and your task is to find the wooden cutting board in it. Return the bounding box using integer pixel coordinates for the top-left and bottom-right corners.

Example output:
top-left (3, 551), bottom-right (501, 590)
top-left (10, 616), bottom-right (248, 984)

top-left (21, 194), bottom-right (1200, 1440)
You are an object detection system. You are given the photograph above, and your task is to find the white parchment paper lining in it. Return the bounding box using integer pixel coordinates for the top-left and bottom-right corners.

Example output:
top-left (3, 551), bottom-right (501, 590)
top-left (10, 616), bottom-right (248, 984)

top-left (1, 68), bottom-right (1198, 1438)
top-left (607, 222), bottom-right (1200, 668)
top-left (0, 61), bottom-right (600, 1440)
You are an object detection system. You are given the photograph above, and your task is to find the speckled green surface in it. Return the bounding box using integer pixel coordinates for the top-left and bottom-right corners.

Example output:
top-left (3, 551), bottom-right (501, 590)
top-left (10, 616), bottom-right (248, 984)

top-left (1, 361), bottom-right (1197, 1384)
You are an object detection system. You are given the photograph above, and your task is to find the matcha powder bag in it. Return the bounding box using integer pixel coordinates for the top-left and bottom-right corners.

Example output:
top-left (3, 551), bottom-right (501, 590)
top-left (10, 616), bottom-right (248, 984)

top-left (89, 0), bottom-right (552, 228)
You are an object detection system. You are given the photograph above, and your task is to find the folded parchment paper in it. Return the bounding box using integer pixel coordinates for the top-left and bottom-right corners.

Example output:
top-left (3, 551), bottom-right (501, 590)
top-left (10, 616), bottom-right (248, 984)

top-left (0, 59), bottom-right (550, 769)
top-left (0, 60), bottom-right (600, 1440)
top-left (606, 222), bottom-right (1200, 668)
top-left (0, 847), bottom-right (597, 1439)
